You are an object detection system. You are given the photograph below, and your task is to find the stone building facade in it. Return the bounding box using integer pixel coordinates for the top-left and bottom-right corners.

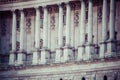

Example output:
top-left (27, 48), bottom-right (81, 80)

top-left (0, 0), bottom-right (120, 80)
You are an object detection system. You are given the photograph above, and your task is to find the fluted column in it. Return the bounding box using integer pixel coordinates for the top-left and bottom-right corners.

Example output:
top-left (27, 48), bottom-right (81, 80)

top-left (109, 0), bottom-right (115, 41)
top-left (20, 9), bottom-right (24, 51)
top-left (78, 0), bottom-right (86, 60)
top-left (35, 7), bottom-right (40, 49)
top-left (100, 0), bottom-right (108, 58)
top-left (9, 10), bottom-right (17, 65)
top-left (55, 4), bottom-right (63, 63)
top-left (32, 7), bottom-right (41, 65)
top-left (88, 0), bottom-right (93, 44)
top-left (18, 9), bottom-right (25, 65)
top-left (43, 6), bottom-right (48, 48)
top-left (41, 6), bottom-right (49, 64)
top-left (58, 4), bottom-right (63, 48)
top-left (86, 0), bottom-right (94, 60)
top-left (63, 2), bottom-right (73, 62)
top-left (66, 3), bottom-right (71, 46)
top-left (107, 0), bottom-right (116, 57)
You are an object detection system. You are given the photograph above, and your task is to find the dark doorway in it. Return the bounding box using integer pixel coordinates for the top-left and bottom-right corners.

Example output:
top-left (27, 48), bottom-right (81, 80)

top-left (82, 77), bottom-right (85, 80)
top-left (104, 75), bottom-right (107, 80)
top-left (60, 78), bottom-right (63, 80)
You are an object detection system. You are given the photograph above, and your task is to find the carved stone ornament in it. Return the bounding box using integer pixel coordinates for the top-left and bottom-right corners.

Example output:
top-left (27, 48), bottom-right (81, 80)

top-left (74, 10), bottom-right (79, 27)
top-left (40, 39), bottom-right (43, 49)
top-left (16, 41), bottom-right (20, 51)
top-left (97, 6), bottom-right (102, 23)
top-left (50, 15), bottom-right (55, 30)
top-left (17, 19), bottom-right (20, 32)
top-left (26, 17), bottom-right (31, 33)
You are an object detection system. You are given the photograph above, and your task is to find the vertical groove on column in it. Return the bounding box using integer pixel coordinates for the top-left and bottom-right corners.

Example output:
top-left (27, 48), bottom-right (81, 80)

top-left (80, 0), bottom-right (86, 45)
top-left (66, 3), bottom-right (71, 46)
top-left (12, 10), bottom-right (17, 51)
top-left (43, 6), bottom-right (48, 48)
top-left (109, 0), bottom-right (115, 40)
top-left (20, 9), bottom-right (25, 51)
top-left (58, 4), bottom-right (63, 48)
top-left (102, 0), bottom-right (108, 42)
top-left (88, 0), bottom-right (93, 44)
top-left (35, 7), bottom-right (40, 49)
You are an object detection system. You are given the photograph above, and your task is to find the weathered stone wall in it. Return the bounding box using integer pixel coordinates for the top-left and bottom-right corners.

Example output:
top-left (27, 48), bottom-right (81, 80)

top-left (0, 1), bottom-right (120, 59)
top-left (0, 60), bottom-right (120, 80)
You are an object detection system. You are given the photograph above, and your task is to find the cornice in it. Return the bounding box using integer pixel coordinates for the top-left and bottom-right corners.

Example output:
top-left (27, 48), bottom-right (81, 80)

top-left (0, 0), bottom-right (79, 11)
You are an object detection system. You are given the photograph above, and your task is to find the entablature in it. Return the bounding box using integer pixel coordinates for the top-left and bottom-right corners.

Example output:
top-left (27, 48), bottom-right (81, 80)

top-left (0, 0), bottom-right (79, 11)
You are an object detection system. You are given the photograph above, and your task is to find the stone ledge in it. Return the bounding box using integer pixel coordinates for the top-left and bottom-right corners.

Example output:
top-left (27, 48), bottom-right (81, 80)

top-left (0, 56), bottom-right (120, 71)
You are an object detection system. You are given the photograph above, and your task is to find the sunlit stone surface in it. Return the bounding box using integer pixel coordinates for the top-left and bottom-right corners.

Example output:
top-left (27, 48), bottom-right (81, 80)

top-left (0, 0), bottom-right (120, 80)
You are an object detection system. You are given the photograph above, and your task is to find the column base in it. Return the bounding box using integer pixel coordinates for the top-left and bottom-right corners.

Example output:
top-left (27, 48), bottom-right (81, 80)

top-left (77, 44), bottom-right (85, 61)
top-left (32, 48), bottom-right (41, 65)
top-left (17, 50), bottom-right (26, 65)
top-left (40, 48), bottom-right (50, 64)
top-left (85, 43), bottom-right (95, 60)
top-left (63, 46), bottom-right (73, 63)
top-left (55, 47), bottom-right (63, 63)
top-left (106, 40), bottom-right (117, 57)
top-left (9, 51), bottom-right (16, 65)
top-left (99, 41), bottom-right (107, 59)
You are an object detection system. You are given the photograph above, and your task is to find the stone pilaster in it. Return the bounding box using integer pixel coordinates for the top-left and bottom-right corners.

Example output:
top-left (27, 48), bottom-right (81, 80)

top-left (78, 0), bottom-right (86, 61)
top-left (100, 0), bottom-right (108, 58)
top-left (63, 2), bottom-right (73, 62)
top-left (9, 10), bottom-right (17, 65)
top-left (40, 6), bottom-right (49, 64)
top-left (32, 7), bottom-right (41, 65)
top-left (55, 4), bottom-right (63, 63)
top-left (107, 0), bottom-right (116, 57)
top-left (85, 0), bottom-right (94, 60)
top-left (17, 9), bottom-right (25, 65)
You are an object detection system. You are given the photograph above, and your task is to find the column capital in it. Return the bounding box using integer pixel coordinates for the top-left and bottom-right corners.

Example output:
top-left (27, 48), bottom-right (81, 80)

top-left (19, 8), bottom-right (24, 12)
top-left (34, 6), bottom-right (40, 10)
top-left (42, 5), bottom-right (48, 9)
top-left (11, 9), bottom-right (16, 13)
top-left (65, 2), bottom-right (70, 6)
top-left (58, 3), bottom-right (62, 7)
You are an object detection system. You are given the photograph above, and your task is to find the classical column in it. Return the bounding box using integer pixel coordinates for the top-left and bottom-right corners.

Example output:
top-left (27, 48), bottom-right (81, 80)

top-left (41, 6), bottom-right (49, 64)
top-left (66, 3), bottom-right (71, 47)
top-left (43, 6), bottom-right (48, 48)
top-left (9, 10), bottom-right (17, 65)
top-left (100, 0), bottom-right (108, 58)
top-left (63, 2), bottom-right (73, 62)
top-left (55, 4), bottom-right (63, 63)
top-left (78, 0), bottom-right (86, 60)
top-left (107, 0), bottom-right (116, 57)
top-left (18, 9), bottom-right (25, 65)
top-left (86, 0), bottom-right (94, 60)
top-left (32, 7), bottom-right (41, 65)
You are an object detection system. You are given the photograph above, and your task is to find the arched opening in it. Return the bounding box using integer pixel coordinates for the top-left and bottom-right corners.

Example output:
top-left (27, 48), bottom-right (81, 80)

top-left (104, 75), bottom-right (107, 80)
top-left (60, 78), bottom-right (63, 80)
top-left (114, 75), bottom-right (117, 80)
top-left (82, 77), bottom-right (85, 80)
